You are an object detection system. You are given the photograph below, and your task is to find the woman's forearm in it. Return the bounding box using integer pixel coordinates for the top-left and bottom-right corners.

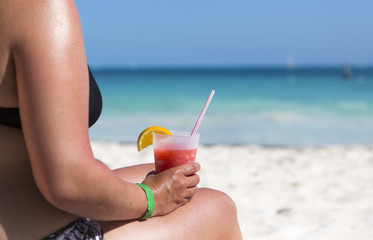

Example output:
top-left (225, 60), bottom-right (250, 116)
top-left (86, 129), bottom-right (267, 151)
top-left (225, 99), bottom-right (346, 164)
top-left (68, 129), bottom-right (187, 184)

top-left (44, 158), bottom-right (148, 221)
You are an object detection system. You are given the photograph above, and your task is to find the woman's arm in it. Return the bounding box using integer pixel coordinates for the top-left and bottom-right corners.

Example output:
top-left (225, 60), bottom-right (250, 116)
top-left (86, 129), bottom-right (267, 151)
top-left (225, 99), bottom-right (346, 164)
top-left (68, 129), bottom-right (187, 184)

top-left (11, 0), bottom-right (148, 221)
top-left (10, 0), bottom-right (199, 220)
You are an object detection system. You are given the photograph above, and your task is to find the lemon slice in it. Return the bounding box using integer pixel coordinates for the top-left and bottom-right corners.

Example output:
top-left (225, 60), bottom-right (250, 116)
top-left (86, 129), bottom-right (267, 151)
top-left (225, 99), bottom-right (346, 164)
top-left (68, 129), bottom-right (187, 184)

top-left (137, 126), bottom-right (172, 151)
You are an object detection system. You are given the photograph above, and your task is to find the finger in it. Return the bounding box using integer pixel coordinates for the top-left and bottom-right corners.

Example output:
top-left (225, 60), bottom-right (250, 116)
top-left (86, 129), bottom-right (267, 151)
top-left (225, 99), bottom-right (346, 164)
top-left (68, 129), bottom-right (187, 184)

top-left (181, 162), bottom-right (201, 176)
top-left (185, 174), bottom-right (200, 188)
top-left (183, 187), bottom-right (198, 200)
top-left (146, 170), bottom-right (156, 177)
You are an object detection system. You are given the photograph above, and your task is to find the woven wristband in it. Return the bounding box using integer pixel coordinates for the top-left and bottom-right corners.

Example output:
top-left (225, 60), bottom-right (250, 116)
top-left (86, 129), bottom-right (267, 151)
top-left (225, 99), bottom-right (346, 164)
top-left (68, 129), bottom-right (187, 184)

top-left (136, 183), bottom-right (155, 220)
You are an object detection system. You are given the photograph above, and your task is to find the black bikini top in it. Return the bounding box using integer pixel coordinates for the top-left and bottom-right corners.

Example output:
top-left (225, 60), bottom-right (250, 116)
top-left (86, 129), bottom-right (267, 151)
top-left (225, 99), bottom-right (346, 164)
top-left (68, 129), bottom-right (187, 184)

top-left (0, 67), bottom-right (102, 129)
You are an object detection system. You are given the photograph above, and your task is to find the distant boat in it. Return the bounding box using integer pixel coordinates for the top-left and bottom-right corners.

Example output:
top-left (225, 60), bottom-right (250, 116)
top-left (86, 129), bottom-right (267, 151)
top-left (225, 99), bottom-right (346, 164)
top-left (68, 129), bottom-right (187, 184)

top-left (343, 64), bottom-right (351, 80)
top-left (285, 57), bottom-right (295, 70)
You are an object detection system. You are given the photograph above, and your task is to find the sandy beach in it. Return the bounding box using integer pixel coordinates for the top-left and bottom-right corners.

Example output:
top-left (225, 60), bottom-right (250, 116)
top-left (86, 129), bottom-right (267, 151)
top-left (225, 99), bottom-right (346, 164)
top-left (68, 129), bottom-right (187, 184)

top-left (91, 142), bottom-right (373, 240)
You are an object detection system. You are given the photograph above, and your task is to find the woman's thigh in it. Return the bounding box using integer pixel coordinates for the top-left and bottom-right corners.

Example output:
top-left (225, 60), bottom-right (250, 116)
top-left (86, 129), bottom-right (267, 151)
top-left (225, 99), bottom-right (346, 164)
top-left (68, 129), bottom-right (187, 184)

top-left (98, 188), bottom-right (241, 240)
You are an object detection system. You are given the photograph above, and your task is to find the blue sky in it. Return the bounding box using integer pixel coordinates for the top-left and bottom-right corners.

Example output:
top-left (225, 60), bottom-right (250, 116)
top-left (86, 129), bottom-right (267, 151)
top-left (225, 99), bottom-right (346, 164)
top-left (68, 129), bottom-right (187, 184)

top-left (75, 1), bottom-right (373, 67)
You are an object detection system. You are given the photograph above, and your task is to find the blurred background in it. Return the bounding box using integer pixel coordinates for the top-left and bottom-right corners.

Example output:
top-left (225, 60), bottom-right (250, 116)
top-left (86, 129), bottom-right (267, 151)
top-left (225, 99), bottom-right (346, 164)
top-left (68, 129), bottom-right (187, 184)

top-left (76, 0), bottom-right (373, 146)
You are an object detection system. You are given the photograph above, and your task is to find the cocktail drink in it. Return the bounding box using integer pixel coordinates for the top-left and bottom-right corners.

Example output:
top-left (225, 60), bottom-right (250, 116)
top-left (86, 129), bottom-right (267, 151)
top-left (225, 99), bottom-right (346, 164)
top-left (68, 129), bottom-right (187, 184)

top-left (153, 131), bottom-right (200, 173)
top-left (137, 91), bottom-right (214, 172)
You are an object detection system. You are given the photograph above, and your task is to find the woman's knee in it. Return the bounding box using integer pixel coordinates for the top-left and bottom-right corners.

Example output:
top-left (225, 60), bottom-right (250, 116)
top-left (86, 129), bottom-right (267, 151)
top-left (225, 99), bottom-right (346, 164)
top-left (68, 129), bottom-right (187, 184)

top-left (196, 188), bottom-right (238, 218)
top-left (194, 188), bottom-right (241, 239)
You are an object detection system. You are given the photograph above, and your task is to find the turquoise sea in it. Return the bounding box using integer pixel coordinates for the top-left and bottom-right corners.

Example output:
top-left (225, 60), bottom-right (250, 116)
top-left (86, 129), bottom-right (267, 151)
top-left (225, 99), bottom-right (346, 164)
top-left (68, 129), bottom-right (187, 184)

top-left (89, 66), bottom-right (373, 146)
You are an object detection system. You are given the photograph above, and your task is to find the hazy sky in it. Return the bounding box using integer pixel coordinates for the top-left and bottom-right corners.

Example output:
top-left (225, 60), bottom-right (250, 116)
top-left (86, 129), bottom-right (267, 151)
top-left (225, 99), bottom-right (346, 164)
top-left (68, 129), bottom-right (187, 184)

top-left (75, 0), bottom-right (373, 67)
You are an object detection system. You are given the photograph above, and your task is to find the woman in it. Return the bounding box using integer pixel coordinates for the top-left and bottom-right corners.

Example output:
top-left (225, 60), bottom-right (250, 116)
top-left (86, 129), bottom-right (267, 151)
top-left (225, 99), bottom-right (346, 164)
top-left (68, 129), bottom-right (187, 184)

top-left (0, 0), bottom-right (242, 239)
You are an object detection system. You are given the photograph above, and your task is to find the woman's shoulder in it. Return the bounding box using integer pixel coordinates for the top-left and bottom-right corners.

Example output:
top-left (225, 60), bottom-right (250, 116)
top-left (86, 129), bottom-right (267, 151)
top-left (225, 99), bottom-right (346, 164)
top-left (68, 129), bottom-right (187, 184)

top-left (1, 0), bottom-right (78, 20)
top-left (1, 0), bottom-right (80, 44)
top-left (1, 0), bottom-right (77, 13)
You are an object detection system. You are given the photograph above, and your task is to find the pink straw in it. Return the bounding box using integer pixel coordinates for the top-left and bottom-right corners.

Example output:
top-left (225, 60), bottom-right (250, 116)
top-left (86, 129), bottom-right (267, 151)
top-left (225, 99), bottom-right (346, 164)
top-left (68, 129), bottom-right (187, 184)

top-left (191, 90), bottom-right (215, 136)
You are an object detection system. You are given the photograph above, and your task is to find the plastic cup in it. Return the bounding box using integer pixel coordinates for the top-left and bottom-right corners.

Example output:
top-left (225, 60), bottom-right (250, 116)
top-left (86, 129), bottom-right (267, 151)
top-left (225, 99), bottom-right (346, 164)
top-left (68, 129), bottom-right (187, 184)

top-left (153, 131), bottom-right (200, 173)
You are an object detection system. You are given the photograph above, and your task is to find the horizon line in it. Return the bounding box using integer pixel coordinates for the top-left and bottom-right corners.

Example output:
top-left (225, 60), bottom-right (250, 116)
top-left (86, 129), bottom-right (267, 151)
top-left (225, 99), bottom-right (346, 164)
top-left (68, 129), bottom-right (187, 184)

top-left (90, 64), bottom-right (373, 71)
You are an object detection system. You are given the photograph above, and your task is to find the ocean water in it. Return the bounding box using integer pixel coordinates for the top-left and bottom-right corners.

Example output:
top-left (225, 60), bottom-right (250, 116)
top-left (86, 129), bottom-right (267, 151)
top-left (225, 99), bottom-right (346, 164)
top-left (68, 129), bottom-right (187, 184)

top-left (89, 66), bottom-right (373, 146)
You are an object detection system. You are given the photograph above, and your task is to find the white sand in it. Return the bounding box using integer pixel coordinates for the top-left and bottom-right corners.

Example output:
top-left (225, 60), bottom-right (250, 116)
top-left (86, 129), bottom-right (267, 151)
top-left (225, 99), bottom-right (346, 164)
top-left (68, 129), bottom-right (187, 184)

top-left (91, 142), bottom-right (373, 240)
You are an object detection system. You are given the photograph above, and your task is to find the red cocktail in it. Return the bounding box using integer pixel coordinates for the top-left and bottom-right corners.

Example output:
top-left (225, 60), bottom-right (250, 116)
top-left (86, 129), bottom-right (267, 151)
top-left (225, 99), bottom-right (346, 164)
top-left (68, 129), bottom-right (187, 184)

top-left (154, 148), bottom-right (197, 173)
top-left (153, 131), bottom-right (200, 173)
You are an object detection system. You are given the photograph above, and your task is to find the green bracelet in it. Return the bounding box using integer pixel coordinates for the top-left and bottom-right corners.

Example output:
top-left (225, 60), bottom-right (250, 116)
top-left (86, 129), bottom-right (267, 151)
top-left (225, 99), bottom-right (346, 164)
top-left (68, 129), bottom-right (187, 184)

top-left (136, 183), bottom-right (155, 220)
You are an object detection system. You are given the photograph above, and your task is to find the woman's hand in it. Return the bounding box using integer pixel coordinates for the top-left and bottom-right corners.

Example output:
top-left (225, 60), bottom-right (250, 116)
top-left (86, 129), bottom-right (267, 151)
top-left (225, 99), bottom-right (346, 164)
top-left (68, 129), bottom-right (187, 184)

top-left (141, 162), bottom-right (201, 216)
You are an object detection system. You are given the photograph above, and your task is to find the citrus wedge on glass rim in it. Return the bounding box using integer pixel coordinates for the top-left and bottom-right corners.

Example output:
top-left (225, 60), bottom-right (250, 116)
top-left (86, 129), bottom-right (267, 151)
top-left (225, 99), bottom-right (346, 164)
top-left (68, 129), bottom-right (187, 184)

top-left (137, 126), bottom-right (172, 151)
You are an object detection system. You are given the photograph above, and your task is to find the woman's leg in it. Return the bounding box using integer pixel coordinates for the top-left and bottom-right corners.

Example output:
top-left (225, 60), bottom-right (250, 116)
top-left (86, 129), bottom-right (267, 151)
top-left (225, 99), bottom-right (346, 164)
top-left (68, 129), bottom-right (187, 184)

top-left (99, 164), bottom-right (242, 240)
top-left (112, 163), bottom-right (155, 183)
